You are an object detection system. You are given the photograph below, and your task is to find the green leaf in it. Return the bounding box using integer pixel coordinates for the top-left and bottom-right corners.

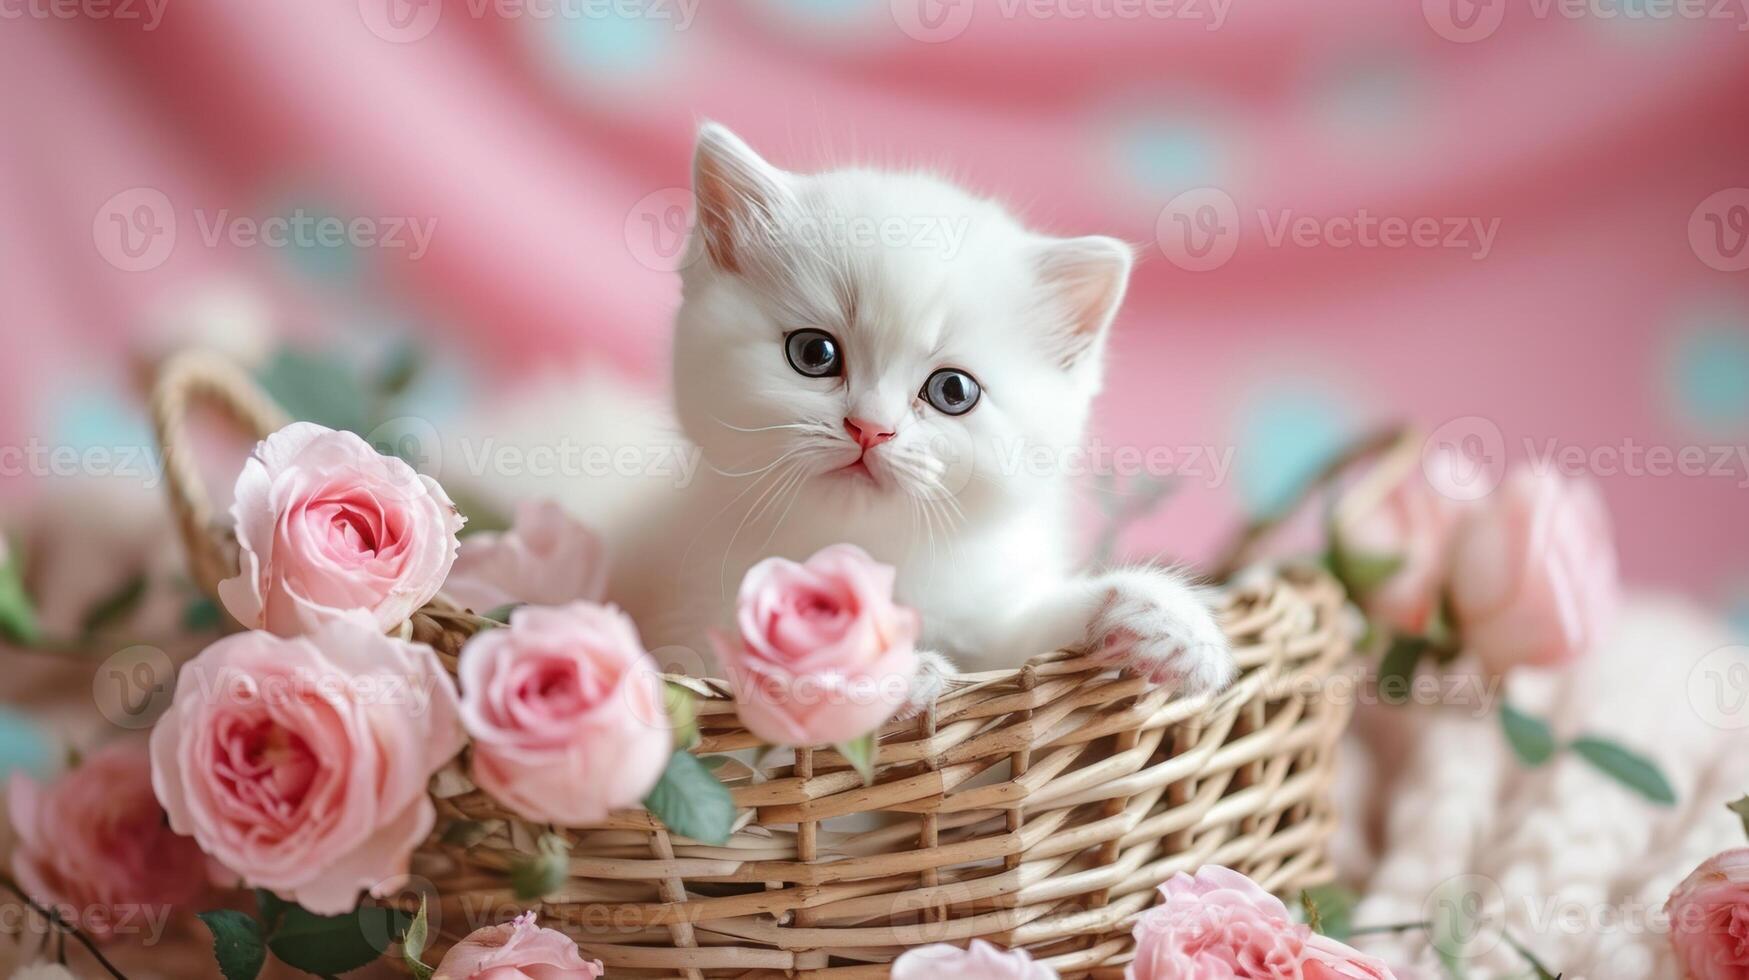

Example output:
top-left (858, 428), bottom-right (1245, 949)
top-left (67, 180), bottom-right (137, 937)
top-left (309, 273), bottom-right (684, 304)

top-left (1571, 737), bottom-right (1676, 806)
top-left (374, 341), bottom-right (423, 399)
top-left (197, 910), bottom-right (266, 980)
top-left (81, 572), bottom-right (147, 637)
top-left (0, 552), bottom-right (42, 646)
top-left (439, 819), bottom-right (490, 848)
top-left (253, 889), bottom-right (289, 935)
top-left (183, 595), bottom-right (224, 632)
top-left (257, 348), bottom-right (370, 435)
top-left (835, 733), bottom-right (878, 786)
top-left (1728, 795), bottom-right (1749, 842)
top-left (1499, 703), bottom-right (1557, 767)
top-left (666, 682), bottom-right (698, 751)
top-left (1298, 884), bottom-right (1356, 941)
top-left (510, 833), bottom-right (570, 901)
top-left (401, 895), bottom-right (434, 980)
top-left (1329, 538), bottom-right (1405, 596)
top-left (1500, 931), bottom-right (1561, 980)
top-left (481, 603), bottom-right (521, 625)
top-left (1377, 636), bottom-right (1431, 707)
top-left (643, 750), bottom-right (735, 845)
top-left (267, 903), bottom-right (404, 977)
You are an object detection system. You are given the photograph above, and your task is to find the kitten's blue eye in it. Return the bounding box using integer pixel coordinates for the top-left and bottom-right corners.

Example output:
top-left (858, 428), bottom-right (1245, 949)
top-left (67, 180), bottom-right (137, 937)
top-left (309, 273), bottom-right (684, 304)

top-left (785, 329), bottom-right (842, 378)
top-left (922, 368), bottom-right (980, 416)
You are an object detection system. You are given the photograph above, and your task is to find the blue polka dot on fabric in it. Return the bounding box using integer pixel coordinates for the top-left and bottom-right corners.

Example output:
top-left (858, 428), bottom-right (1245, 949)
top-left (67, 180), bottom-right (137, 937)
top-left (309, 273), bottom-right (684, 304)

top-left (0, 707), bottom-right (55, 784)
top-left (1664, 306), bottom-right (1749, 436)
top-left (1112, 116), bottom-right (1226, 195)
top-left (1309, 55), bottom-right (1418, 135)
top-left (1233, 384), bottom-right (1356, 517)
top-left (765, 0), bottom-right (876, 22)
top-left (52, 385), bottom-right (153, 456)
top-left (525, 1), bottom-right (677, 85)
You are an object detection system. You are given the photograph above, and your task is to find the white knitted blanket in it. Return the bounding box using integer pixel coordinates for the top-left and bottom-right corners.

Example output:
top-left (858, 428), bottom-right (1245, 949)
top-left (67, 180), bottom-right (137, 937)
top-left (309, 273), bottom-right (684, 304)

top-left (1331, 595), bottom-right (1749, 980)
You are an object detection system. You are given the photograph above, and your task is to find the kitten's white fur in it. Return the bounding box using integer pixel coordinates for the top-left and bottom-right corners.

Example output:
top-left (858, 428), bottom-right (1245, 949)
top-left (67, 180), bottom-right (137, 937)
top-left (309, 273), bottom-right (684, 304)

top-left (485, 124), bottom-right (1234, 703)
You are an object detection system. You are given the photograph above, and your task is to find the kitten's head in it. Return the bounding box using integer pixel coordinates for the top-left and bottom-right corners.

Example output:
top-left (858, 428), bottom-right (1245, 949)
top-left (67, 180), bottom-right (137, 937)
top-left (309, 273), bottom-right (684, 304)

top-left (672, 123), bottom-right (1131, 524)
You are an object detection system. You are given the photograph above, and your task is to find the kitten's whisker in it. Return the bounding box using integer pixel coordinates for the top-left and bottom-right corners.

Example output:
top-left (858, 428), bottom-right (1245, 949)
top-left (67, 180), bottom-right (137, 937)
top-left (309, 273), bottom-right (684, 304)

top-left (711, 417), bottom-right (815, 435)
top-left (708, 446), bottom-right (807, 479)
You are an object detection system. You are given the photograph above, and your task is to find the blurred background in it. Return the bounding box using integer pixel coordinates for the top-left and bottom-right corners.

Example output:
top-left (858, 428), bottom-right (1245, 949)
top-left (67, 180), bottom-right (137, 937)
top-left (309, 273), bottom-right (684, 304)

top-left (2, 2), bottom-right (1748, 641)
top-left (1, 3), bottom-right (1748, 975)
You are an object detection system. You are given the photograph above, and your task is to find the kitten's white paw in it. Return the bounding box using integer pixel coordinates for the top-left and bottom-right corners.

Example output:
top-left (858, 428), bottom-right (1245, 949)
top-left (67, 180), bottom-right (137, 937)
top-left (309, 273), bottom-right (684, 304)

top-left (1087, 575), bottom-right (1234, 695)
top-left (892, 650), bottom-right (956, 721)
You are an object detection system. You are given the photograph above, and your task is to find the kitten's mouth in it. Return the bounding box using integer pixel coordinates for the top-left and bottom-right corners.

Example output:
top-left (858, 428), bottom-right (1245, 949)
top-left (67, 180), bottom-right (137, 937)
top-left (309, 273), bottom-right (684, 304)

top-left (835, 453), bottom-right (881, 485)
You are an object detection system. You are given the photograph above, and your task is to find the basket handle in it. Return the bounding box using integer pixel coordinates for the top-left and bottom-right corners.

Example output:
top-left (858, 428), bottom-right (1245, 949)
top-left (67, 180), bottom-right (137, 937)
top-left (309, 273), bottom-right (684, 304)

top-left (150, 350), bottom-right (290, 597)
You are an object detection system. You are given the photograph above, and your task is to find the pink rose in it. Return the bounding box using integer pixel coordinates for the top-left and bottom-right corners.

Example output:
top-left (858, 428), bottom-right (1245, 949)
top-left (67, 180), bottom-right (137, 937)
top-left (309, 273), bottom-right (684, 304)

top-left (714, 544), bottom-right (919, 747)
top-left (432, 912), bottom-right (603, 980)
top-left (1334, 448), bottom-right (1468, 634)
top-left (892, 940), bottom-right (1059, 979)
top-left (1666, 848), bottom-right (1749, 980)
top-left (1303, 934), bottom-right (1399, 979)
top-left (1128, 866), bottom-right (1308, 979)
top-left (1447, 469), bottom-right (1618, 673)
top-left (1126, 866), bottom-right (1397, 980)
top-left (457, 602), bottom-right (671, 826)
top-left (443, 499), bottom-right (607, 612)
top-left (8, 741), bottom-right (212, 941)
top-left (218, 421), bottom-right (464, 637)
top-left (149, 619), bottom-right (464, 914)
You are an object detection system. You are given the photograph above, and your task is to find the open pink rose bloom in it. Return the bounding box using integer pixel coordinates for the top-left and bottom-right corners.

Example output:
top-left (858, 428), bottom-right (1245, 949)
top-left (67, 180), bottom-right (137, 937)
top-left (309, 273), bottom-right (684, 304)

top-left (1667, 849), bottom-right (1749, 980)
top-left (218, 422), bottom-right (464, 637)
top-left (713, 543), bottom-right (920, 746)
top-left (148, 618), bottom-right (465, 915)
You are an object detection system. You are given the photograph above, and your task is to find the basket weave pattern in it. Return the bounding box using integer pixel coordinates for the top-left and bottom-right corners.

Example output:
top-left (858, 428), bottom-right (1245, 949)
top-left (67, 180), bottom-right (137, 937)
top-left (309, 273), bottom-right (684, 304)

top-left (151, 352), bottom-right (1355, 979)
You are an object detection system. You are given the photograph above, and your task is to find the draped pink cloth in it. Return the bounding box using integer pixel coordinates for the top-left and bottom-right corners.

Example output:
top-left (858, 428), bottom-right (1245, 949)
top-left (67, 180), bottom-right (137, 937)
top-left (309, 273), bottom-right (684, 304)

top-left (2, 1), bottom-right (1746, 595)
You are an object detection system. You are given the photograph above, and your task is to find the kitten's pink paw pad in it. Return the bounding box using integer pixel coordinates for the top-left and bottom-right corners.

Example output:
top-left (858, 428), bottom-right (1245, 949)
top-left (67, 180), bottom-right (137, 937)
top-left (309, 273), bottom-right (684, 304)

top-left (1088, 584), bottom-right (1234, 695)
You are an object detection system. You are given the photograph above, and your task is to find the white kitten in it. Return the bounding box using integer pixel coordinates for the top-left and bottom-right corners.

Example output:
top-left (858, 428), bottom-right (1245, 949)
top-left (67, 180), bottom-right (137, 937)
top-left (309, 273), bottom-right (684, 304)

top-left (585, 123), bottom-right (1233, 707)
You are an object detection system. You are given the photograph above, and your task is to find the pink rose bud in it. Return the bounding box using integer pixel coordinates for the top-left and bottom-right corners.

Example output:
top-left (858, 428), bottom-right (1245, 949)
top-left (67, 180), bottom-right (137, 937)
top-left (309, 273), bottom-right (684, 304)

top-left (432, 912), bottom-right (603, 980)
top-left (714, 544), bottom-right (920, 747)
top-left (1127, 865), bottom-right (1396, 979)
top-left (148, 619), bottom-right (465, 915)
top-left (892, 940), bottom-right (1059, 979)
top-left (443, 499), bottom-right (607, 612)
top-left (1334, 446), bottom-right (1468, 634)
top-left (1665, 848), bottom-right (1749, 980)
top-left (1303, 933), bottom-right (1400, 979)
top-left (1447, 469), bottom-right (1618, 673)
top-left (9, 741), bottom-right (214, 941)
top-left (218, 421), bottom-right (464, 637)
top-left (457, 602), bottom-right (672, 826)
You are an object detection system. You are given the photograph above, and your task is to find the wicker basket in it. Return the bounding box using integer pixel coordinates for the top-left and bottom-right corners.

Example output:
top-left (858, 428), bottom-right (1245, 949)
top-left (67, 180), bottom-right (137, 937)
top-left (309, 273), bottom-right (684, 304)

top-left (151, 351), bottom-right (1356, 979)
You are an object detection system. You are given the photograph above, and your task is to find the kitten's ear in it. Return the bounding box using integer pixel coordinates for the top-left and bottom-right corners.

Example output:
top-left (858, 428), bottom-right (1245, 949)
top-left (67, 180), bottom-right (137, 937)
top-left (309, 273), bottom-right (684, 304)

top-left (692, 123), bottom-right (790, 275)
top-left (1033, 236), bottom-right (1134, 368)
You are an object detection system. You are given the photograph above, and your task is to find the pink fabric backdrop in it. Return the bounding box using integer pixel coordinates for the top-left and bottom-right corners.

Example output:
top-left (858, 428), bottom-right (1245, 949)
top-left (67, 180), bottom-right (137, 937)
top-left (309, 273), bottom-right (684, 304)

top-left (3, 0), bottom-right (1748, 610)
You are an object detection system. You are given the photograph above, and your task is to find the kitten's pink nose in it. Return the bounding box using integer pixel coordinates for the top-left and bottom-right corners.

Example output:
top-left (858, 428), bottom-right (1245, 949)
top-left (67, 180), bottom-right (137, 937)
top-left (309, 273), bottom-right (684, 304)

top-left (843, 417), bottom-right (896, 450)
